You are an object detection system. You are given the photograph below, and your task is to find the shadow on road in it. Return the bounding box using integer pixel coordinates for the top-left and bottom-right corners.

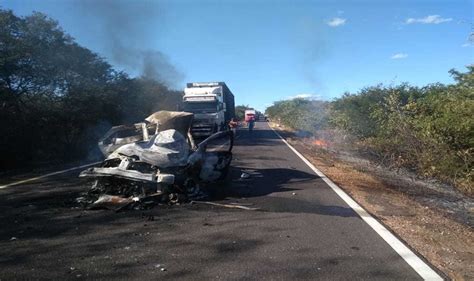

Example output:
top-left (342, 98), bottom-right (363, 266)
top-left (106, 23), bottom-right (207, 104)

top-left (204, 165), bottom-right (358, 219)
top-left (234, 127), bottom-right (283, 146)
top-left (218, 166), bottom-right (316, 197)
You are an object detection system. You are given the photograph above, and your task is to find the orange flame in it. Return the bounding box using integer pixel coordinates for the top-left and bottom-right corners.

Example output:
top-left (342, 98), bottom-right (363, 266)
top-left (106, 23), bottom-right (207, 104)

top-left (313, 139), bottom-right (328, 147)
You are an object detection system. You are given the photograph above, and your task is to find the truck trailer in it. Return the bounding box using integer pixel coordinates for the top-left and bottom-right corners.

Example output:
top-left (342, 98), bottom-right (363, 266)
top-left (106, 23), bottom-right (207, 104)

top-left (183, 82), bottom-right (235, 138)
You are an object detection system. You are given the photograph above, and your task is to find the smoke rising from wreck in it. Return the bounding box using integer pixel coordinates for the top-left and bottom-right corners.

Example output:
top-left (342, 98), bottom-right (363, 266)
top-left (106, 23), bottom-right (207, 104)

top-left (75, 0), bottom-right (184, 87)
top-left (296, 17), bottom-right (330, 96)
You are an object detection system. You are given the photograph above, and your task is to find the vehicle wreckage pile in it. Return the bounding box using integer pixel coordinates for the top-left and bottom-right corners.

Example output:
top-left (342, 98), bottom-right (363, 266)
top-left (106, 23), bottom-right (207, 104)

top-left (77, 111), bottom-right (234, 211)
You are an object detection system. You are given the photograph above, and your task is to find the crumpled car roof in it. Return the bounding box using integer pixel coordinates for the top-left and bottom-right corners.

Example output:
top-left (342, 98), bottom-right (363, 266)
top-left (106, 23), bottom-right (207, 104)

top-left (145, 111), bottom-right (194, 137)
top-left (97, 111), bottom-right (194, 158)
top-left (111, 129), bottom-right (190, 168)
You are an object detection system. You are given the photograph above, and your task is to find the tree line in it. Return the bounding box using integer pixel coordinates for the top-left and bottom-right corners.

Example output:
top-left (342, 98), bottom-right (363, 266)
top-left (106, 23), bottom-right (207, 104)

top-left (0, 9), bottom-right (183, 169)
top-left (266, 67), bottom-right (473, 194)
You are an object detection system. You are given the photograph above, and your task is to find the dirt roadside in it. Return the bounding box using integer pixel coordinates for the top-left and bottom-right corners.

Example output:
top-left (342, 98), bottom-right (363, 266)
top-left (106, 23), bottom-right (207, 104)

top-left (270, 123), bottom-right (473, 281)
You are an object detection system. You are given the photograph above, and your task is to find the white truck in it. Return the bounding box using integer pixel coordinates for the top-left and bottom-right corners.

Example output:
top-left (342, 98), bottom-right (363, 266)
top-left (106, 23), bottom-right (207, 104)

top-left (244, 109), bottom-right (256, 122)
top-left (183, 82), bottom-right (235, 138)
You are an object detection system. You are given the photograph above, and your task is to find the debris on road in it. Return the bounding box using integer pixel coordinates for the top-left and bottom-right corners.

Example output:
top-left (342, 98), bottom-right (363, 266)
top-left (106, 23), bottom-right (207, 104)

top-left (78, 111), bottom-right (234, 210)
top-left (154, 264), bottom-right (167, 271)
top-left (239, 170), bottom-right (263, 180)
top-left (191, 201), bottom-right (260, 211)
top-left (88, 194), bottom-right (134, 211)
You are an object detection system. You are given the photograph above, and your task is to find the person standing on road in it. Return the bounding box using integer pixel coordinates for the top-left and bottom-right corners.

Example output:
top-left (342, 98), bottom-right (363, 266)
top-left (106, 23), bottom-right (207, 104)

top-left (229, 118), bottom-right (238, 136)
top-left (248, 116), bottom-right (255, 133)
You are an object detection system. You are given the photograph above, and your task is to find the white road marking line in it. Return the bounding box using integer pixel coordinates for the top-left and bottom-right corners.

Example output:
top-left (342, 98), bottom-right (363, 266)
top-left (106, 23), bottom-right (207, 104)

top-left (269, 127), bottom-right (443, 281)
top-left (0, 162), bottom-right (101, 189)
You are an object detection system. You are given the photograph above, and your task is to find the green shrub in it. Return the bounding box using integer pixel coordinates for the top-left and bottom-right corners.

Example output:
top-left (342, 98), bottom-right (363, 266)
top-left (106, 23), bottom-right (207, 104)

top-left (267, 67), bottom-right (473, 194)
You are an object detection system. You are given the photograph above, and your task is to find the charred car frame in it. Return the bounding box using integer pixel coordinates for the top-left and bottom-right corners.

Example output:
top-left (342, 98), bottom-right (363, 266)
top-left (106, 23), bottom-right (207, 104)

top-left (79, 111), bottom-right (233, 208)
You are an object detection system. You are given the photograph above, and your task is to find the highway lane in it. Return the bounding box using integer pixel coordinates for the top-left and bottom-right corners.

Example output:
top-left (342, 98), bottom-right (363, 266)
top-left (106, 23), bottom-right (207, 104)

top-left (0, 122), bottom-right (441, 280)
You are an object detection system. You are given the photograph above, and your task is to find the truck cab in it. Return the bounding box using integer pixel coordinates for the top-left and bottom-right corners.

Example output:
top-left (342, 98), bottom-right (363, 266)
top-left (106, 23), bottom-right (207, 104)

top-left (183, 82), bottom-right (235, 138)
top-left (244, 109), bottom-right (256, 122)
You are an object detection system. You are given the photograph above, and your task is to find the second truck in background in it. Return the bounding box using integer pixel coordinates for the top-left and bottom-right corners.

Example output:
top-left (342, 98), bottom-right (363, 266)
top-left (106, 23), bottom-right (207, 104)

top-left (183, 82), bottom-right (235, 138)
top-left (244, 109), bottom-right (256, 122)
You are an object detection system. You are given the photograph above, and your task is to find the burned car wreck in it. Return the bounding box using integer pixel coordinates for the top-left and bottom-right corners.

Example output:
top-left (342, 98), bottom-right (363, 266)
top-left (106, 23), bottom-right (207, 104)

top-left (78, 111), bottom-right (233, 210)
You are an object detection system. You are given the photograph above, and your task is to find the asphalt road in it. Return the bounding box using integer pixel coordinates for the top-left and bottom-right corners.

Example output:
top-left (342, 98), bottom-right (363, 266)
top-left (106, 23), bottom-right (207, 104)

top-left (0, 122), bottom-right (436, 280)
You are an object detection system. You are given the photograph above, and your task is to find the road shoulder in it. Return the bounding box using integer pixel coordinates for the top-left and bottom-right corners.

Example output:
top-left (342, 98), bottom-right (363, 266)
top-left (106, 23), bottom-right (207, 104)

top-left (270, 123), bottom-right (473, 281)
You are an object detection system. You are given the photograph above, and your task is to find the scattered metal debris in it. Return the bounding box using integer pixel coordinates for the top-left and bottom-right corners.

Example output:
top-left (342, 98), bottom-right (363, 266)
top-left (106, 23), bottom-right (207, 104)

top-left (191, 201), bottom-right (260, 211)
top-left (78, 111), bottom-right (234, 210)
top-left (228, 202), bottom-right (254, 206)
top-left (88, 194), bottom-right (134, 211)
top-left (239, 170), bottom-right (263, 180)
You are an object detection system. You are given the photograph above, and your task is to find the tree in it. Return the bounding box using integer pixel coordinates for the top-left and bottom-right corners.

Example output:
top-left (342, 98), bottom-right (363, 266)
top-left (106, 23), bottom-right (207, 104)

top-left (0, 9), bottom-right (183, 168)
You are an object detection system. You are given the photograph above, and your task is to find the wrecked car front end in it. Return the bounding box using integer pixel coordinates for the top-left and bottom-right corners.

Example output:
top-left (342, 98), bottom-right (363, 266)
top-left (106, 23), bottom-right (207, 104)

top-left (78, 110), bottom-right (233, 210)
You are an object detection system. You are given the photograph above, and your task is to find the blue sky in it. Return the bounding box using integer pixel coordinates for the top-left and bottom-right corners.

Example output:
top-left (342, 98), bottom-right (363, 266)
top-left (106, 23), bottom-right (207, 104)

top-left (3, 0), bottom-right (473, 111)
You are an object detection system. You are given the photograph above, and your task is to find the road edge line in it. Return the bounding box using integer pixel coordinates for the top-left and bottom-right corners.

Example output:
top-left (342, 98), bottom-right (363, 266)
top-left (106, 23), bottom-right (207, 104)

top-left (269, 126), bottom-right (443, 281)
top-left (0, 162), bottom-right (101, 189)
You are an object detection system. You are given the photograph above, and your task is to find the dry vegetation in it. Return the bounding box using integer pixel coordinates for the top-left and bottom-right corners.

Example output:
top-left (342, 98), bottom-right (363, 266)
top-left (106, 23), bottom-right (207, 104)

top-left (266, 70), bottom-right (474, 195)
